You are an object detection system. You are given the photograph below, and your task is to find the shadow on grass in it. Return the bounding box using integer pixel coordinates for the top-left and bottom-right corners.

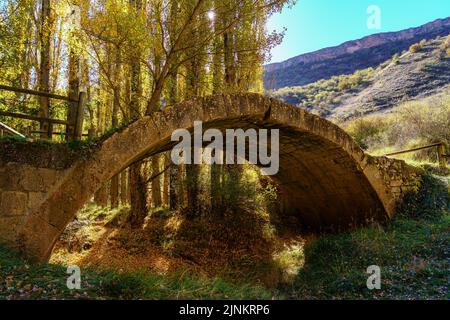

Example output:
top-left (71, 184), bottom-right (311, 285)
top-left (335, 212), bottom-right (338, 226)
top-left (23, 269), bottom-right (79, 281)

top-left (71, 204), bottom-right (300, 288)
top-left (284, 173), bottom-right (449, 300)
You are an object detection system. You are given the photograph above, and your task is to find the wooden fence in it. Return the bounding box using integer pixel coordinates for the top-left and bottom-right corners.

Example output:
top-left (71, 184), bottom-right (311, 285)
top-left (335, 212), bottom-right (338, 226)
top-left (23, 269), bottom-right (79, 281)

top-left (384, 142), bottom-right (448, 169)
top-left (0, 84), bottom-right (86, 141)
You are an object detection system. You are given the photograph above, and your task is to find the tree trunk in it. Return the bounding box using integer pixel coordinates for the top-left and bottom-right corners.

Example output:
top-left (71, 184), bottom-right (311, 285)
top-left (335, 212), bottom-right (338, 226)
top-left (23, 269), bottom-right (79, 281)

top-left (169, 164), bottom-right (182, 210)
top-left (163, 153), bottom-right (170, 206)
top-left (186, 161), bottom-right (200, 218)
top-left (166, 51), bottom-right (180, 210)
top-left (129, 57), bottom-right (141, 119)
top-left (211, 162), bottom-right (223, 216)
top-left (151, 155), bottom-right (162, 207)
top-left (183, 28), bottom-right (205, 217)
top-left (94, 182), bottom-right (109, 207)
top-left (211, 19), bottom-right (224, 215)
top-left (223, 31), bottom-right (236, 91)
top-left (110, 175), bottom-right (119, 208)
top-left (38, 0), bottom-right (52, 139)
top-left (109, 49), bottom-right (121, 208)
top-left (126, 161), bottom-right (148, 227)
top-left (120, 169), bottom-right (128, 205)
top-left (125, 0), bottom-right (147, 227)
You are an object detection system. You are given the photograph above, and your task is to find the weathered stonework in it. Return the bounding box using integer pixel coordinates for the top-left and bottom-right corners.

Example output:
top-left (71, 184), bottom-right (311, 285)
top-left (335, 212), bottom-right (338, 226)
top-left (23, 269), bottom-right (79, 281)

top-left (0, 161), bottom-right (68, 251)
top-left (360, 156), bottom-right (423, 217)
top-left (0, 216), bottom-right (26, 243)
top-left (0, 191), bottom-right (28, 216)
top-left (0, 93), bottom-right (423, 262)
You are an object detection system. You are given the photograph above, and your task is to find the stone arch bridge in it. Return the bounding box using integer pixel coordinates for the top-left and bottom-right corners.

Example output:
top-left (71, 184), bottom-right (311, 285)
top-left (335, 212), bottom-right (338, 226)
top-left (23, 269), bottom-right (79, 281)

top-left (0, 94), bottom-right (422, 261)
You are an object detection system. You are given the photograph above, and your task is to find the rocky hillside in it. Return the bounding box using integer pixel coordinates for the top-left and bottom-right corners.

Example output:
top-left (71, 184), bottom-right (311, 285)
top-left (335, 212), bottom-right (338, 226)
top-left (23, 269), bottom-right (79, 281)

top-left (270, 35), bottom-right (450, 120)
top-left (264, 17), bottom-right (450, 90)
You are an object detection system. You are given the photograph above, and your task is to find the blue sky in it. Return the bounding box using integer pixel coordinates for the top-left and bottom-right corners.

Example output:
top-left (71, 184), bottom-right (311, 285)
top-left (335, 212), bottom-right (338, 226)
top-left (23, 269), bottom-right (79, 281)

top-left (267, 0), bottom-right (450, 63)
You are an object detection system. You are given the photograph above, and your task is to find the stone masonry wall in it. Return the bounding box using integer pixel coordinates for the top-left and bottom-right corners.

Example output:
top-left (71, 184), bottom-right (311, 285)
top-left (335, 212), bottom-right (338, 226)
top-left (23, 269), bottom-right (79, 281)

top-left (0, 162), bottom-right (65, 249)
top-left (362, 155), bottom-right (423, 217)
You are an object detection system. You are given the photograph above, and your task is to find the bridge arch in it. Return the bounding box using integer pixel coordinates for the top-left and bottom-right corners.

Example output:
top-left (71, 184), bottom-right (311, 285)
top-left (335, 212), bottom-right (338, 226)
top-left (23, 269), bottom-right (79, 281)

top-left (1, 93), bottom-right (421, 261)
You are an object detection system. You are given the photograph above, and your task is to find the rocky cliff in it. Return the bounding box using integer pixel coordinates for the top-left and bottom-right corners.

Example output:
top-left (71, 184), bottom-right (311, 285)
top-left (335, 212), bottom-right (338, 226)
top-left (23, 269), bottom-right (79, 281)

top-left (264, 17), bottom-right (450, 90)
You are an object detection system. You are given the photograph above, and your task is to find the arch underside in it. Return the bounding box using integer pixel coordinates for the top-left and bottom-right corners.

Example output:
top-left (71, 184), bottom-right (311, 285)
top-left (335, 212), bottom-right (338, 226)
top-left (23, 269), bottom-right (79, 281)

top-left (142, 117), bottom-right (388, 230)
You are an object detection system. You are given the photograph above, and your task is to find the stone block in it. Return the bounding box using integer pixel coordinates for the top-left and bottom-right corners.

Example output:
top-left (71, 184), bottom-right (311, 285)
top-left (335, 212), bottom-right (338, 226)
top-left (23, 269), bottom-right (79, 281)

top-left (0, 164), bottom-right (61, 193)
top-left (20, 167), bottom-right (59, 192)
top-left (0, 215), bottom-right (26, 243)
top-left (0, 191), bottom-right (28, 216)
top-left (0, 165), bottom-right (21, 190)
top-left (28, 192), bottom-right (46, 209)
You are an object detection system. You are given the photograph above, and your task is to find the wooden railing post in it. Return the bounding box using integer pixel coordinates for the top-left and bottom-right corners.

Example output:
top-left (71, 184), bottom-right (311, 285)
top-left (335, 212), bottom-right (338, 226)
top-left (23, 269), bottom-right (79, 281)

top-left (73, 91), bottom-right (86, 140)
top-left (66, 104), bottom-right (76, 141)
top-left (437, 143), bottom-right (447, 169)
top-left (40, 120), bottom-right (50, 140)
top-left (47, 122), bottom-right (53, 140)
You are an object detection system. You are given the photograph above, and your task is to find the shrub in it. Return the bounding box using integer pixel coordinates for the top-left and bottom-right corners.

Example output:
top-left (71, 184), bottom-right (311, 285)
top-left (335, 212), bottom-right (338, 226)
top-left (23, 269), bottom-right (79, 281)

top-left (342, 91), bottom-right (450, 161)
top-left (409, 43), bottom-right (422, 53)
top-left (392, 53), bottom-right (400, 64)
top-left (343, 116), bottom-right (388, 150)
top-left (337, 79), bottom-right (350, 91)
top-left (269, 67), bottom-right (373, 107)
top-left (394, 96), bottom-right (450, 146)
top-left (432, 48), bottom-right (445, 60)
top-left (445, 34), bottom-right (450, 47)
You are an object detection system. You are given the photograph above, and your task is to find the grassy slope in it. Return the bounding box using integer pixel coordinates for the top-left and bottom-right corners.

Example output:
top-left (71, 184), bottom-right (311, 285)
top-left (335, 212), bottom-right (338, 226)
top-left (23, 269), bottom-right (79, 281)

top-left (0, 173), bottom-right (448, 300)
top-left (269, 36), bottom-right (450, 120)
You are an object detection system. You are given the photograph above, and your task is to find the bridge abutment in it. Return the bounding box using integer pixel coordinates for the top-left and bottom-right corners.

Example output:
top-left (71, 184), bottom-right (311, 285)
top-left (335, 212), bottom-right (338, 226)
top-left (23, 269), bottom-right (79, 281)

top-left (0, 163), bottom-right (67, 251)
top-left (361, 156), bottom-right (423, 217)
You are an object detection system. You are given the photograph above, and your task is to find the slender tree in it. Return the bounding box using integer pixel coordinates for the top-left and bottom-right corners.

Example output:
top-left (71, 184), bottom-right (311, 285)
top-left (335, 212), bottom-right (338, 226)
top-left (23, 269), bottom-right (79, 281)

top-left (38, 0), bottom-right (53, 138)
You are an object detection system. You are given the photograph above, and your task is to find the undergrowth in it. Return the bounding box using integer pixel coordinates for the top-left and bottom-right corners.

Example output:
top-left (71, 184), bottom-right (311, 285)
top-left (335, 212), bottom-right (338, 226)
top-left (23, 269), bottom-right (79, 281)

top-left (283, 173), bottom-right (449, 299)
top-left (0, 246), bottom-right (273, 300)
top-left (1, 173), bottom-right (448, 300)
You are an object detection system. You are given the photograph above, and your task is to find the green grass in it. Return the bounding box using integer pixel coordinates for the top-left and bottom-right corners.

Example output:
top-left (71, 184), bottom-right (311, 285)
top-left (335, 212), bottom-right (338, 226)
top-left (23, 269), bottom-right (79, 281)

top-left (284, 214), bottom-right (449, 299)
top-left (0, 174), bottom-right (448, 300)
top-left (0, 247), bottom-right (274, 300)
top-left (282, 173), bottom-right (449, 300)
